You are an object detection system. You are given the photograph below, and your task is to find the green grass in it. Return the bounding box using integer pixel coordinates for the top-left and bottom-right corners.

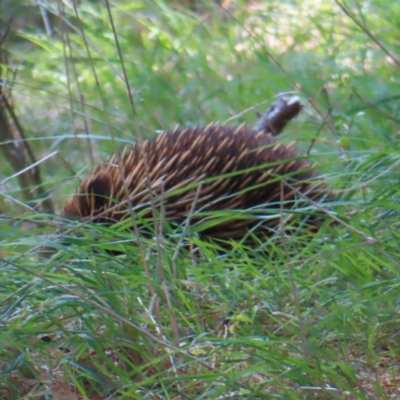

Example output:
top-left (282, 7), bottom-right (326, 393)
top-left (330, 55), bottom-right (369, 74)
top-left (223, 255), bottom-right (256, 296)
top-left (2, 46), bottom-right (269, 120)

top-left (1, 0), bottom-right (400, 398)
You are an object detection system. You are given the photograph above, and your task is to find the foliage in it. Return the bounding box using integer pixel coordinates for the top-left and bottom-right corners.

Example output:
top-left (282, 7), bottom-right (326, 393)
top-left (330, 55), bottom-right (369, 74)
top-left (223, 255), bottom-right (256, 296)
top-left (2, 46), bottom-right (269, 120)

top-left (1, 0), bottom-right (400, 398)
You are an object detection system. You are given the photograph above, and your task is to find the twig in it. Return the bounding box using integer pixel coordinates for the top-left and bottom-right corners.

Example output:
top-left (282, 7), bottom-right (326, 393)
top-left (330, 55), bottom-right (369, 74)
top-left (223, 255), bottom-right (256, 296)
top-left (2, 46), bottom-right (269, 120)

top-left (335, 0), bottom-right (400, 69)
top-left (253, 97), bottom-right (303, 136)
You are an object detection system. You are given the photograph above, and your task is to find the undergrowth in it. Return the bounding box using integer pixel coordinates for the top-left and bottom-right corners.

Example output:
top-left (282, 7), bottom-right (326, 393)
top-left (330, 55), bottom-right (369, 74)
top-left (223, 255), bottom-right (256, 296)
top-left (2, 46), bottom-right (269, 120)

top-left (1, 0), bottom-right (400, 399)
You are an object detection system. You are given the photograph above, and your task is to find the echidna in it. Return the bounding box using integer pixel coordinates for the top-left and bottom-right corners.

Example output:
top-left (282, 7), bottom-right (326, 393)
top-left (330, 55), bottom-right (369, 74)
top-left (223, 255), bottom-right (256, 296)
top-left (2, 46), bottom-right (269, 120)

top-left (63, 112), bottom-right (328, 243)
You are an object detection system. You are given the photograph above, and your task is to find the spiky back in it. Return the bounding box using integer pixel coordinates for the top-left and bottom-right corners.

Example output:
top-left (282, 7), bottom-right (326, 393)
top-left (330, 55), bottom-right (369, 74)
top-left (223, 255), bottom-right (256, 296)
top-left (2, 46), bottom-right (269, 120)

top-left (62, 124), bottom-right (326, 240)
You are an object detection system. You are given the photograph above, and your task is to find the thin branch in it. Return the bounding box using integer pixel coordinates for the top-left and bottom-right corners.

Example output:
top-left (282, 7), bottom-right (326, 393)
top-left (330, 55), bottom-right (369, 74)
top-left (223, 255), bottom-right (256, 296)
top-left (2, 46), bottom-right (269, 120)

top-left (253, 97), bottom-right (303, 136)
top-left (335, 0), bottom-right (400, 68)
